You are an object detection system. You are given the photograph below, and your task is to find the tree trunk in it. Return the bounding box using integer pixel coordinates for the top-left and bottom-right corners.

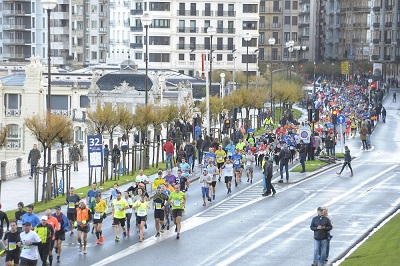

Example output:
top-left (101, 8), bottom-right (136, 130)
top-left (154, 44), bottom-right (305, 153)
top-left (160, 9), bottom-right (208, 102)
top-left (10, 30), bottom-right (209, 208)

top-left (41, 145), bottom-right (47, 202)
top-left (61, 143), bottom-right (65, 195)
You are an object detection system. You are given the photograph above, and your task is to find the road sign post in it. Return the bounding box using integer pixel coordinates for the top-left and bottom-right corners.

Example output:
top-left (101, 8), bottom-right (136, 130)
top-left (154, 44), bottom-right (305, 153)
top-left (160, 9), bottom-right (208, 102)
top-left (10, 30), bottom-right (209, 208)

top-left (87, 135), bottom-right (103, 168)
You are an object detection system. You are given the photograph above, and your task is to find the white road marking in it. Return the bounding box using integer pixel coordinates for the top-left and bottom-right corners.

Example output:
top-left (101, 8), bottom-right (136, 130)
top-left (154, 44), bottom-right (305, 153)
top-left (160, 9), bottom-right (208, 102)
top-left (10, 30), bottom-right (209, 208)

top-left (91, 164), bottom-right (397, 266)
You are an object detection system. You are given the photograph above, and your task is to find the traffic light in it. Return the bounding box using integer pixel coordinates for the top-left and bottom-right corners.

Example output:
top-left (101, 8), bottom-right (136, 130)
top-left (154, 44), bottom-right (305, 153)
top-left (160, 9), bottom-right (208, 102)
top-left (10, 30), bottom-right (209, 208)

top-left (332, 110), bottom-right (338, 124)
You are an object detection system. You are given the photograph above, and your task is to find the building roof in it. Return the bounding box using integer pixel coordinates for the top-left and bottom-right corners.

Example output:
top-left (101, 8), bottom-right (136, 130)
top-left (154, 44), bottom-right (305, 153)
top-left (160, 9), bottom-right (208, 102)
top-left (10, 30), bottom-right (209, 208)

top-left (0, 74), bottom-right (26, 86)
top-left (96, 72), bottom-right (153, 91)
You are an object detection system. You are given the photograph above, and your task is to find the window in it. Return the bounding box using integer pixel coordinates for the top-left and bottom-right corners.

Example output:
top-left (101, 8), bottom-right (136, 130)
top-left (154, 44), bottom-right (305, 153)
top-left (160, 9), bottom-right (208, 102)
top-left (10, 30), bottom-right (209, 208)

top-left (179, 37), bottom-right (185, 49)
top-left (190, 37), bottom-right (196, 50)
top-left (292, 1), bottom-right (298, 10)
top-left (285, 1), bottom-right (290, 9)
top-left (272, 48), bottom-right (278, 60)
top-left (217, 54), bottom-right (222, 61)
top-left (259, 32), bottom-right (265, 44)
top-left (242, 38), bottom-right (257, 47)
top-left (91, 5), bottom-right (97, 13)
top-left (6, 124), bottom-right (21, 150)
top-left (292, 16), bottom-right (298, 26)
top-left (50, 95), bottom-right (68, 110)
top-left (32, 2), bottom-right (35, 13)
top-left (91, 20), bottom-right (97, 29)
top-left (243, 4), bottom-right (258, 13)
top-left (32, 18), bottom-right (35, 28)
top-left (4, 94), bottom-right (21, 116)
top-left (217, 37), bottom-right (223, 50)
top-left (284, 32), bottom-right (290, 42)
top-left (149, 2), bottom-right (170, 11)
top-left (91, 36), bottom-right (97, 44)
top-left (260, 1), bottom-right (265, 12)
top-left (204, 37), bottom-right (210, 50)
top-left (190, 53), bottom-right (195, 60)
top-left (292, 32), bottom-right (297, 42)
top-left (218, 4), bottom-right (223, 16)
top-left (179, 3), bottom-right (185, 15)
top-left (190, 3), bottom-right (196, 15)
top-left (205, 3), bottom-right (211, 16)
top-left (179, 54), bottom-right (185, 60)
top-left (135, 52), bottom-right (142, 60)
top-left (152, 19), bottom-right (170, 28)
top-left (228, 38), bottom-right (234, 50)
top-left (149, 53), bottom-right (170, 62)
top-left (243, 21), bottom-right (257, 30)
top-left (80, 96), bottom-right (90, 108)
top-left (32, 32), bottom-right (35, 43)
top-left (92, 51), bottom-right (97, 60)
top-left (149, 36), bottom-right (170, 45)
top-left (284, 16), bottom-right (290, 25)
top-left (259, 16), bottom-right (265, 29)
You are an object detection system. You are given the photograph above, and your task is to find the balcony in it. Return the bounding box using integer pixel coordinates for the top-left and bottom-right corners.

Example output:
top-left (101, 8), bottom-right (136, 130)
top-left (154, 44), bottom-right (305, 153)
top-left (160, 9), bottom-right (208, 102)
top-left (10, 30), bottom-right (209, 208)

top-left (99, 43), bottom-right (107, 49)
top-left (384, 55), bottom-right (391, 61)
top-left (130, 9), bottom-right (143, 15)
top-left (2, 9), bottom-right (27, 16)
top-left (73, 110), bottom-right (86, 122)
top-left (3, 39), bottom-right (30, 45)
top-left (51, 109), bottom-right (71, 117)
top-left (396, 56), bottom-right (400, 61)
top-left (177, 10), bottom-right (199, 16)
top-left (216, 11), bottom-right (236, 17)
top-left (2, 53), bottom-right (25, 59)
top-left (353, 6), bottom-right (369, 12)
top-left (2, 24), bottom-right (29, 30)
top-left (385, 39), bottom-right (392, 44)
top-left (372, 6), bottom-right (380, 12)
top-left (370, 55), bottom-right (379, 60)
top-left (201, 10), bottom-right (214, 16)
top-left (373, 23), bottom-right (380, 28)
top-left (130, 26), bottom-right (142, 32)
top-left (299, 8), bottom-right (310, 14)
top-left (99, 59), bottom-right (106, 63)
top-left (99, 28), bottom-right (107, 34)
top-left (298, 22), bottom-right (308, 27)
top-left (4, 109), bottom-right (21, 117)
top-left (176, 44), bottom-right (235, 51)
top-left (5, 140), bottom-right (21, 150)
top-left (177, 27), bottom-right (199, 33)
top-left (215, 27), bottom-right (235, 34)
top-left (373, 39), bottom-right (380, 44)
top-left (272, 8), bottom-right (281, 13)
top-left (130, 43), bottom-right (143, 49)
top-left (385, 22), bottom-right (393, 27)
top-left (99, 11), bottom-right (107, 17)
top-left (385, 5), bottom-right (393, 11)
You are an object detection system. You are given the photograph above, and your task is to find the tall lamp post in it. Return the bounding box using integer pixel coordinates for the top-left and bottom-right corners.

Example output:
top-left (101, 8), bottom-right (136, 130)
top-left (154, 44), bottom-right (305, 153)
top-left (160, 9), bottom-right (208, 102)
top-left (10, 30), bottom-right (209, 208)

top-left (286, 40), bottom-right (294, 80)
top-left (141, 12), bottom-right (152, 105)
top-left (230, 49), bottom-right (237, 90)
top-left (206, 26), bottom-right (216, 136)
top-left (268, 37), bottom-right (276, 113)
top-left (42, 0), bottom-right (57, 171)
top-left (243, 32), bottom-right (252, 89)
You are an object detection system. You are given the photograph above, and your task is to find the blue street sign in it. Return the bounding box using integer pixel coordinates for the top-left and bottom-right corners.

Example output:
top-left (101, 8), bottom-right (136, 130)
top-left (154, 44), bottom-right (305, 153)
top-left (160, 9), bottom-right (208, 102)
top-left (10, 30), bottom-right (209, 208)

top-left (337, 114), bottom-right (346, 124)
top-left (87, 135), bottom-right (103, 167)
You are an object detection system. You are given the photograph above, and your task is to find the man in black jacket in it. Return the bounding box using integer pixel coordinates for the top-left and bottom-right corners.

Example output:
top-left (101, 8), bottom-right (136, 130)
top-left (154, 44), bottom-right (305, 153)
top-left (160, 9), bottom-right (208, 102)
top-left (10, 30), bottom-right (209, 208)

top-left (298, 140), bottom-right (307, 173)
top-left (262, 156), bottom-right (276, 196)
top-left (310, 207), bottom-right (333, 266)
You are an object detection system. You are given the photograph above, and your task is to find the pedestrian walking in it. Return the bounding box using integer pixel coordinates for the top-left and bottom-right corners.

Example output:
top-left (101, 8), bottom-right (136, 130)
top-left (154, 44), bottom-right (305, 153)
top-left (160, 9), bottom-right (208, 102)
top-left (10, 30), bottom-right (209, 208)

top-left (310, 207), bottom-right (333, 266)
top-left (337, 146), bottom-right (353, 177)
top-left (278, 143), bottom-right (291, 183)
top-left (298, 140), bottom-right (307, 173)
top-left (163, 138), bottom-right (175, 170)
top-left (381, 106), bottom-right (386, 123)
top-left (262, 156), bottom-right (276, 196)
top-left (393, 92), bottom-right (396, 102)
top-left (28, 144), bottom-right (41, 179)
top-left (323, 206), bottom-right (333, 264)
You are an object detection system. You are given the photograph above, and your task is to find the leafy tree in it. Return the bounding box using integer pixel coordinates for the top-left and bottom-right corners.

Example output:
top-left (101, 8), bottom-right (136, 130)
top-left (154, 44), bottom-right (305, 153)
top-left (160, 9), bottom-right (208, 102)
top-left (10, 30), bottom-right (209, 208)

top-left (150, 105), bottom-right (168, 167)
top-left (0, 125), bottom-right (9, 148)
top-left (119, 107), bottom-right (136, 175)
top-left (86, 101), bottom-right (113, 135)
top-left (163, 104), bottom-right (179, 139)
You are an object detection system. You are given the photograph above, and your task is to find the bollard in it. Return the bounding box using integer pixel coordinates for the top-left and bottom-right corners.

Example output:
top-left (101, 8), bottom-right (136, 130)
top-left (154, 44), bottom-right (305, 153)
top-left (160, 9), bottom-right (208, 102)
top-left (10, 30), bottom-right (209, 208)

top-left (1, 161), bottom-right (7, 181)
top-left (57, 149), bottom-right (61, 164)
top-left (16, 158), bottom-right (22, 177)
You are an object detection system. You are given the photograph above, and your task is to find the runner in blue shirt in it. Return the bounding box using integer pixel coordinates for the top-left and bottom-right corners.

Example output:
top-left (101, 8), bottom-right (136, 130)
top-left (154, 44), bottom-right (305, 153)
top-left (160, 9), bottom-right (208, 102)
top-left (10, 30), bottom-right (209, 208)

top-left (231, 149), bottom-right (242, 187)
top-left (179, 158), bottom-right (191, 178)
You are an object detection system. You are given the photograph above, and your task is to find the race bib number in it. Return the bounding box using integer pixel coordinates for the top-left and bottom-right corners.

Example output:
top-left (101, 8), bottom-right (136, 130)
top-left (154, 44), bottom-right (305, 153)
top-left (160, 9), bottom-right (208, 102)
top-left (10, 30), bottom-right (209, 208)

top-left (228, 152), bottom-right (232, 156)
top-left (68, 202), bottom-right (75, 209)
top-left (114, 204), bottom-right (121, 210)
top-left (173, 199), bottom-right (181, 207)
top-left (155, 203), bottom-right (162, 209)
top-left (8, 242), bottom-right (17, 251)
top-left (94, 212), bottom-right (101, 219)
top-left (218, 156), bottom-right (223, 160)
top-left (138, 210), bottom-right (146, 216)
top-left (17, 220), bottom-right (22, 228)
top-left (23, 244), bottom-right (31, 250)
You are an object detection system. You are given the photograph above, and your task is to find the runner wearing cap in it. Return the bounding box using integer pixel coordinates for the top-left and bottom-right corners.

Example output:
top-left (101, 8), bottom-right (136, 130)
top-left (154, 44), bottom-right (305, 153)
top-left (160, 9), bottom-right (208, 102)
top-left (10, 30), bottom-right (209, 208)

top-left (52, 206), bottom-right (69, 263)
top-left (34, 215), bottom-right (54, 266)
top-left (20, 221), bottom-right (42, 266)
top-left (75, 200), bottom-right (92, 254)
top-left (152, 187), bottom-right (169, 237)
top-left (15, 202), bottom-right (26, 232)
top-left (65, 187), bottom-right (80, 236)
top-left (89, 192), bottom-right (108, 244)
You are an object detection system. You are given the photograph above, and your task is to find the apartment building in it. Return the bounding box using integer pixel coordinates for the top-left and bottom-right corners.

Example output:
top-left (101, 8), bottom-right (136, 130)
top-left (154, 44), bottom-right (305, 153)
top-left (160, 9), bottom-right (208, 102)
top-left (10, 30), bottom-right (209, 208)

top-left (258, 0), bottom-right (316, 75)
top-left (125, 1), bottom-right (260, 77)
top-left (370, 0), bottom-right (400, 77)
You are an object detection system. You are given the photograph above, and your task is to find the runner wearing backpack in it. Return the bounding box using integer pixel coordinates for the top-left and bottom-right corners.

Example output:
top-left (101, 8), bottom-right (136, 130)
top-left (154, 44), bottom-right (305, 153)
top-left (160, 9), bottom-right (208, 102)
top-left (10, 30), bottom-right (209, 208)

top-left (278, 143), bottom-right (291, 183)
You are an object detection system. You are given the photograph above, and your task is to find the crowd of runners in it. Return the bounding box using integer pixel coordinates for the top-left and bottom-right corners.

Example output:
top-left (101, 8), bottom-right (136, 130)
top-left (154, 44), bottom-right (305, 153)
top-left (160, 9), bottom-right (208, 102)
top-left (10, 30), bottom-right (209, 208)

top-left (0, 76), bottom-right (390, 266)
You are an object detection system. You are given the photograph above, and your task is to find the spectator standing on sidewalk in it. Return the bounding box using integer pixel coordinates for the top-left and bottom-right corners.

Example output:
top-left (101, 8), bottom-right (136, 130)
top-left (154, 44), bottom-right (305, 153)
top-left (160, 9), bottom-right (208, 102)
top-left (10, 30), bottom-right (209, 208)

top-left (310, 207), bottom-right (333, 266)
top-left (298, 140), bottom-right (307, 173)
top-left (28, 144), bottom-right (41, 179)
top-left (163, 138), bottom-right (175, 170)
top-left (69, 143), bottom-right (81, 171)
top-left (323, 206), bottom-right (333, 264)
top-left (278, 144), bottom-right (291, 183)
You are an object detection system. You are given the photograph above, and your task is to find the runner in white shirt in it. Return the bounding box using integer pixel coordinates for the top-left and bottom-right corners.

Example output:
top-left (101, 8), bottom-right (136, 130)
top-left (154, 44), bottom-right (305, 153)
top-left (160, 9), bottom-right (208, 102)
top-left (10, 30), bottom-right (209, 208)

top-left (19, 221), bottom-right (42, 266)
top-left (245, 150), bottom-right (255, 183)
top-left (222, 159), bottom-right (234, 194)
top-left (206, 161), bottom-right (219, 201)
top-left (135, 169), bottom-right (149, 190)
top-left (199, 169), bottom-right (212, 206)
top-left (123, 191), bottom-right (133, 236)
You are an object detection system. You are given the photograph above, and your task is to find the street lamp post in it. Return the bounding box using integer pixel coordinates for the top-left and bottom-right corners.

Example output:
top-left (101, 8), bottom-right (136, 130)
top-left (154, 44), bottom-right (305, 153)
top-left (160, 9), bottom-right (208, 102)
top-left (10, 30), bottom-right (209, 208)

top-left (206, 26), bottom-right (216, 136)
top-left (230, 49), bottom-right (237, 90)
top-left (286, 40), bottom-right (294, 80)
top-left (41, 0), bottom-right (57, 172)
top-left (243, 32), bottom-right (252, 89)
top-left (141, 12), bottom-right (152, 105)
top-left (220, 72), bottom-right (226, 98)
top-left (268, 37), bottom-right (276, 114)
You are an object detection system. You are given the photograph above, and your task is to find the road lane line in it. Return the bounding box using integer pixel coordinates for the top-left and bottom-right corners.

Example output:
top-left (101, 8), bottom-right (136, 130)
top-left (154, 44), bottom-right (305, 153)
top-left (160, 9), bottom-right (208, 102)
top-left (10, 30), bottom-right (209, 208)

top-left (92, 164), bottom-right (397, 266)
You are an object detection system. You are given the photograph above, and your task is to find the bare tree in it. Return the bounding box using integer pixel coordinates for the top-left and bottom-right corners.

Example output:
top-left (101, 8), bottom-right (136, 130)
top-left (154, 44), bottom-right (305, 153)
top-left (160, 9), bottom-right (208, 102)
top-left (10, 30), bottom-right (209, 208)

top-left (0, 125), bottom-right (10, 148)
top-left (55, 124), bottom-right (73, 196)
top-left (119, 107), bottom-right (135, 175)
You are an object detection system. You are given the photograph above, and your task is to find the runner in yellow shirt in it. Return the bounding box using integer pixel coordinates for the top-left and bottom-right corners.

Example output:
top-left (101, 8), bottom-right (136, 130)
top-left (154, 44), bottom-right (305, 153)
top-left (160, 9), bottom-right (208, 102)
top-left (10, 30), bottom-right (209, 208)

top-left (215, 145), bottom-right (227, 181)
top-left (111, 192), bottom-right (129, 241)
top-left (168, 185), bottom-right (186, 240)
top-left (133, 195), bottom-right (150, 242)
top-left (89, 193), bottom-right (108, 244)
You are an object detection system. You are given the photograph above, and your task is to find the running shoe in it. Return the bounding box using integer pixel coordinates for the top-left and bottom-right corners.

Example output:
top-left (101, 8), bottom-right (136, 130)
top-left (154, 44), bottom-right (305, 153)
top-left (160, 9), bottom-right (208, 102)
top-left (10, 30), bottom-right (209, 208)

top-left (127, 231), bottom-right (130, 236)
top-left (160, 229), bottom-right (164, 233)
top-left (175, 226), bottom-right (178, 232)
top-left (97, 239), bottom-right (101, 245)
top-left (78, 244), bottom-right (82, 252)
top-left (84, 248), bottom-right (87, 254)
top-left (155, 232), bottom-right (160, 237)
top-left (212, 195), bottom-right (215, 200)
top-left (115, 236), bottom-right (120, 242)
top-left (176, 233), bottom-right (180, 240)
top-left (167, 224), bottom-right (170, 230)
top-left (123, 231), bottom-right (127, 237)
top-left (100, 236), bottom-right (104, 243)
top-left (57, 256), bottom-right (60, 262)
top-left (145, 223), bottom-right (147, 229)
